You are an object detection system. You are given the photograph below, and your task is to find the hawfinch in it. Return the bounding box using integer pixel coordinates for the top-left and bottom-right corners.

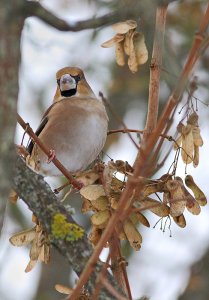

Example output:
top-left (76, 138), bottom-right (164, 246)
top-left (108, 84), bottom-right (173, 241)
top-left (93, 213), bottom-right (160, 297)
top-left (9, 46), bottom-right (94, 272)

top-left (27, 67), bottom-right (108, 177)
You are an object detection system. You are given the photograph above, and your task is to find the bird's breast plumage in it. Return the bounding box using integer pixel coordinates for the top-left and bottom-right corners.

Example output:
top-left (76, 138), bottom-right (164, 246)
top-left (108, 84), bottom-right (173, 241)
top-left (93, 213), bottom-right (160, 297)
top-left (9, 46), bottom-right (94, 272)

top-left (30, 97), bottom-right (108, 176)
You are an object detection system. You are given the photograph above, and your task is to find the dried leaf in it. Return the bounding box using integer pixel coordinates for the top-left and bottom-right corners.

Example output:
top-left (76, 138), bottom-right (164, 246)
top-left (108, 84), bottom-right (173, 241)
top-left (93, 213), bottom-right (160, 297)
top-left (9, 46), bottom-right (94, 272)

top-left (112, 20), bottom-right (137, 34)
top-left (123, 219), bottom-right (142, 251)
top-left (80, 185), bottom-right (105, 201)
top-left (9, 228), bottom-right (36, 246)
top-left (185, 175), bottom-right (207, 206)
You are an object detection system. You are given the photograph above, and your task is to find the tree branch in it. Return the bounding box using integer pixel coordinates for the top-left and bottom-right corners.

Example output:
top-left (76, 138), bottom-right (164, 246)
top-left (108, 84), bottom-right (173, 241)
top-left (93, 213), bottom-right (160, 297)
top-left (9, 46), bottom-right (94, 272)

top-left (12, 156), bottom-right (120, 300)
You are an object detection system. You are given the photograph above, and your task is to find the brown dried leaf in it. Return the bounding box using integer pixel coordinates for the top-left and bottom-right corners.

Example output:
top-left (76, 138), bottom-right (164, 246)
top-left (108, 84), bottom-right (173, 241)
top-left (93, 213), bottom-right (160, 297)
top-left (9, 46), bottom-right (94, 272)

top-left (91, 210), bottom-right (111, 229)
top-left (80, 185), bottom-right (105, 201)
top-left (9, 228), bottom-right (36, 246)
top-left (123, 219), bottom-right (142, 251)
top-left (172, 214), bottom-right (186, 228)
top-left (185, 175), bottom-right (207, 206)
top-left (112, 20), bottom-right (137, 34)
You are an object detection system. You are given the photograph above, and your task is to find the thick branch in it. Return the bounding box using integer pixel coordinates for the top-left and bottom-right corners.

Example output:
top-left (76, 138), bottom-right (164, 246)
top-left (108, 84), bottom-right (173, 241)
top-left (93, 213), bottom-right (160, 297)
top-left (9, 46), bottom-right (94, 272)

top-left (12, 156), bottom-right (120, 300)
top-left (23, 0), bottom-right (178, 32)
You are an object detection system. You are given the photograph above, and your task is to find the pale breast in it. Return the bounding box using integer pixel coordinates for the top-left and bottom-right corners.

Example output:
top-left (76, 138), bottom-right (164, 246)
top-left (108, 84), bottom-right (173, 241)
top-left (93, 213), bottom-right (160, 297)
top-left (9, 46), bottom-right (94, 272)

top-left (32, 97), bottom-right (108, 176)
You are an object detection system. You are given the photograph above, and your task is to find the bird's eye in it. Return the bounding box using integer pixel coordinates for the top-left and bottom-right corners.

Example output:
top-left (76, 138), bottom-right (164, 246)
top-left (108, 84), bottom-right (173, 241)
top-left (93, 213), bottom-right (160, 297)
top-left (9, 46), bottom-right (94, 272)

top-left (71, 75), bottom-right (81, 83)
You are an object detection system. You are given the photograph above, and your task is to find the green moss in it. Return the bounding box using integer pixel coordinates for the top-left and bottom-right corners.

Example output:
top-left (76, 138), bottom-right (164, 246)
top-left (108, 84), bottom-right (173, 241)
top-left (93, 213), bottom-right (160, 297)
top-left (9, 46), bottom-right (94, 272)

top-left (51, 213), bottom-right (84, 242)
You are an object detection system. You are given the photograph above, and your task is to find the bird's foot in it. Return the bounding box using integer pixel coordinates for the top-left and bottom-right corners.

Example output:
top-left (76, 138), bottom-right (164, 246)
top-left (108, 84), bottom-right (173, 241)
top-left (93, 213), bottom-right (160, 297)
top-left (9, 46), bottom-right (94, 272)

top-left (47, 149), bottom-right (56, 163)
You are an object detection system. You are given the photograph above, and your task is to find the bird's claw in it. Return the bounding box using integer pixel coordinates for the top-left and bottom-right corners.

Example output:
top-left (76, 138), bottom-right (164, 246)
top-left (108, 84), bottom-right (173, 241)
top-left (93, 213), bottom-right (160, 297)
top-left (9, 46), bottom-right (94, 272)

top-left (47, 149), bottom-right (56, 163)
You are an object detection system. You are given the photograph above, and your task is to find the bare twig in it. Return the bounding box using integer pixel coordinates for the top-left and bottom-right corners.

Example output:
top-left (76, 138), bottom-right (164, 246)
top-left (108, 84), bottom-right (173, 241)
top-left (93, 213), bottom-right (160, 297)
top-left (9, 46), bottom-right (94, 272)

top-left (17, 114), bottom-right (82, 190)
top-left (100, 93), bottom-right (140, 150)
top-left (144, 4), bottom-right (168, 139)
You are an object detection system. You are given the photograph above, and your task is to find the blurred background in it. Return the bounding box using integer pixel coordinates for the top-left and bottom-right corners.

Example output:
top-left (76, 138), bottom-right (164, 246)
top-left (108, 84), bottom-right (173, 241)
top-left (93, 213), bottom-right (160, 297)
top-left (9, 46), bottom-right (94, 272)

top-left (1, 0), bottom-right (209, 299)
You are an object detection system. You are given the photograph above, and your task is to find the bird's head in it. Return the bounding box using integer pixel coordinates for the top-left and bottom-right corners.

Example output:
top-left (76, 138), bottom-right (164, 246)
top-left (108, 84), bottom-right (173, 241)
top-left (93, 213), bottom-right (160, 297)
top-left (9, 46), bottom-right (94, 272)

top-left (54, 67), bottom-right (96, 102)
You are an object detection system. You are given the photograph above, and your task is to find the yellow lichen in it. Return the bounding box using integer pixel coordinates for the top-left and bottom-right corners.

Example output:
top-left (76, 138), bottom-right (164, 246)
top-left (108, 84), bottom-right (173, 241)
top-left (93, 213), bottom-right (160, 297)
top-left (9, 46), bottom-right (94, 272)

top-left (51, 214), bottom-right (84, 242)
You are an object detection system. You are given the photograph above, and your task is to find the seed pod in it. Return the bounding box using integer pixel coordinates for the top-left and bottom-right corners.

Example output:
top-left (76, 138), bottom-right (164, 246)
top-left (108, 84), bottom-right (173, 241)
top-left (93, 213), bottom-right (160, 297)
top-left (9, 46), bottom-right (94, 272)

top-left (133, 32), bottom-right (148, 65)
top-left (115, 41), bottom-right (125, 66)
top-left (124, 29), bottom-right (134, 55)
top-left (172, 214), bottom-right (186, 228)
top-left (187, 112), bottom-right (198, 126)
top-left (174, 135), bottom-right (182, 150)
top-left (166, 180), bottom-right (186, 217)
top-left (9, 228), bottom-right (36, 246)
top-left (91, 210), bottom-right (111, 229)
top-left (101, 33), bottom-right (125, 48)
top-left (89, 226), bottom-right (102, 246)
top-left (90, 196), bottom-right (109, 211)
top-left (25, 259), bottom-right (37, 273)
top-left (193, 145), bottom-right (199, 168)
top-left (192, 126), bottom-right (203, 147)
top-left (81, 198), bottom-right (93, 213)
top-left (112, 20), bottom-right (137, 34)
top-left (80, 185), bottom-right (105, 201)
top-left (185, 175), bottom-right (207, 206)
top-left (181, 125), bottom-right (193, 164)
top-left (175, 176), bottom-right (201, 215)
top-left (123, 219), bottom-right (142, 251)
top-left (140, 198), bottom-right (170, 217)
top-left (134, 211), bottom-right (150, 227)
top-left (128, 31), bottom-right (138, 73)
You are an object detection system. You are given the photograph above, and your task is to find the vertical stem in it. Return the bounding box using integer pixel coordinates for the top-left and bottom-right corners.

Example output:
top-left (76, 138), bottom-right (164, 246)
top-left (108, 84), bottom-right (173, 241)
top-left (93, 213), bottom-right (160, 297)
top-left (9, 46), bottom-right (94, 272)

top-left (144, 5), bottom-right (168, 138)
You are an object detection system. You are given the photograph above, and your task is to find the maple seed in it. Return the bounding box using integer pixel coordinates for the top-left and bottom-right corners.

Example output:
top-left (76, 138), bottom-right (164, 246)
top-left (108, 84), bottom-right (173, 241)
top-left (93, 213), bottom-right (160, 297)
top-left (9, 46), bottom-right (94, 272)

top-left (185, 175), bottom-right (207, 206)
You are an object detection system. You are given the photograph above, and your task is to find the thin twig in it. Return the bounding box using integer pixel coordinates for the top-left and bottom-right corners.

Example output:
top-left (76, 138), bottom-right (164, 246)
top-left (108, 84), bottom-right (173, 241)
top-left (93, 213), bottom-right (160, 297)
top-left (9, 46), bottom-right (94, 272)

top-left (17, 114), bottom-right (82, 190)
top-left (100, 92), bottom-right (140, 150)
top-left (144, 4), bottom-right (168, 139)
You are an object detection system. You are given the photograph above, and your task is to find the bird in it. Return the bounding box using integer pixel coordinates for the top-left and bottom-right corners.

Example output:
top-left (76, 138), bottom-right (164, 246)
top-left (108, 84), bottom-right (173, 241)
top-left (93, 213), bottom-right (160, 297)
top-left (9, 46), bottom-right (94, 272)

top-left (27, 67), bottom-right (108, 177)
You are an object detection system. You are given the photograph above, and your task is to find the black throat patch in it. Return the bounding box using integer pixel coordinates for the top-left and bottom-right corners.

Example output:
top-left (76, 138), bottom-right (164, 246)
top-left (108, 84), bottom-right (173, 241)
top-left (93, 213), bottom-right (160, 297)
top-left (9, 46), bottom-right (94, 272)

top-left (61, 89), bottom-right (77, 97)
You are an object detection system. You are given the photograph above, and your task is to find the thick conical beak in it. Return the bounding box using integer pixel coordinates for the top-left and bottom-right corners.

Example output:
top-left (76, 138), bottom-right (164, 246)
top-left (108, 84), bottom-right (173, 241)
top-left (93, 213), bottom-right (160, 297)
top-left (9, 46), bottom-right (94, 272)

top-left (60, 74), bottom-right (76, 91)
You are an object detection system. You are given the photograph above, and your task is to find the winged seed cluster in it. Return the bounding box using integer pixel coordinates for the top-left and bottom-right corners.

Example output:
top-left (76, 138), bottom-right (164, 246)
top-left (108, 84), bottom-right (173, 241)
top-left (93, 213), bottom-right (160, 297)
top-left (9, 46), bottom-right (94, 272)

top-left (101, 20), bottom-right (148, 73)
